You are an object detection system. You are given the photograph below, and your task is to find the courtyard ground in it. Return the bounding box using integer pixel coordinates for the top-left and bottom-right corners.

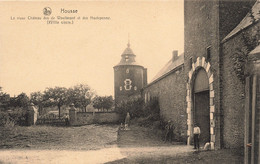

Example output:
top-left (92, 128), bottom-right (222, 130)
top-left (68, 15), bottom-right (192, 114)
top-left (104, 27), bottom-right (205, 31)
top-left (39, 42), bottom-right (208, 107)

top-left (0, 124), bottom-right (118, 150)
top-left (0, 124), bottom-right (244, 164)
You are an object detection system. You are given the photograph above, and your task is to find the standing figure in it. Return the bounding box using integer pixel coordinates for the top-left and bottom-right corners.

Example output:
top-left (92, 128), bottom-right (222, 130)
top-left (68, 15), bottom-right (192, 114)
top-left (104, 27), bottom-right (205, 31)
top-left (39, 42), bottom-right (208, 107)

top-left (193, 123), bottom-right (201, 150)
top-left (65, 113), bottom-right (69, 126)
top-left (125, 112), bottom-right (130, 130)
top-left (164, 120), bottom-right (174, 142)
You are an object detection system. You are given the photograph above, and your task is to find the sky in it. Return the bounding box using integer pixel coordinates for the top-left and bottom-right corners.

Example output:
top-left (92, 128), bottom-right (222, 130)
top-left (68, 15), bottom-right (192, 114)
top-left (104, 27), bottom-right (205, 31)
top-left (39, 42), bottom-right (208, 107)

top-left (0, 1), bottom-right (184, 97)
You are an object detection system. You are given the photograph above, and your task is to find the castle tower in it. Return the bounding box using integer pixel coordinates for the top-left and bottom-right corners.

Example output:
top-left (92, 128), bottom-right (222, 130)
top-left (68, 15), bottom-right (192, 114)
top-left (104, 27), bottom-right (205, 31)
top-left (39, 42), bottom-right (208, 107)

top-left (114, 42), bottom-right (147, 106)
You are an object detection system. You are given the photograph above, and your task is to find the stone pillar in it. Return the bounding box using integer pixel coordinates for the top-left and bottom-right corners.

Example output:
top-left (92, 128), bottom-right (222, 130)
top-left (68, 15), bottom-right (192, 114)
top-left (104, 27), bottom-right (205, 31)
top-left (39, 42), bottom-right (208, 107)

top-left (69, 103), bottom-right (77, 126)
top-left (27, 103), bottom-right (38, 126)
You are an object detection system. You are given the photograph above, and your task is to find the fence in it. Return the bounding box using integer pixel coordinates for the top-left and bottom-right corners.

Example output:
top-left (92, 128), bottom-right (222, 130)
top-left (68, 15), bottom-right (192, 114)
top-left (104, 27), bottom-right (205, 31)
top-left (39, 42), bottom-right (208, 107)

top-left (36, 115), bottom-right (66, 126)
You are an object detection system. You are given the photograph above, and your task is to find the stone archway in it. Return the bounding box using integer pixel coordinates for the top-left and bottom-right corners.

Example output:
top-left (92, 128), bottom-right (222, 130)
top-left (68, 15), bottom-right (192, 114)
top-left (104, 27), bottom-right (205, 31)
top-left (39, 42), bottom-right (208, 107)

top-left (193, 68), bottom-right (210, 146)
top-left (186, 57), bottom-right (215, 149)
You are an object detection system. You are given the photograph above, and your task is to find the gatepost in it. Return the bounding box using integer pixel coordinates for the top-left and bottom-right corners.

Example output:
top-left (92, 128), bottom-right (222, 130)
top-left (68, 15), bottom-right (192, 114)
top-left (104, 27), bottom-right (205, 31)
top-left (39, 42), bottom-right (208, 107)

top-left (69, 103), bottom-right (77, 126)
top-left (27, 103), bottom-right (38, 126)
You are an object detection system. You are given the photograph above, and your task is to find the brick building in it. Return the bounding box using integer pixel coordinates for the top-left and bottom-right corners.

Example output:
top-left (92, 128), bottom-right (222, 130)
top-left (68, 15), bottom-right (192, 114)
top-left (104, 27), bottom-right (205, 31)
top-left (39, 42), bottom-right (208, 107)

top-left (143, 51), bottom-right (186, 140)
top-left (114, 1), bottom-right (259, 160)
top-left (184, 0), bottom-right (257, 151)
top-left (221, 2), bottom-right (259, 163)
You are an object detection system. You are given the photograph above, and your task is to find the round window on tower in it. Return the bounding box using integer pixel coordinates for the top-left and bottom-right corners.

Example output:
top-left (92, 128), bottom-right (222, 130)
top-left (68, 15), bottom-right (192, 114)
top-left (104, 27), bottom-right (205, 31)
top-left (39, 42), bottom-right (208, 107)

top-left (126, 69), bottom-right (129, 73)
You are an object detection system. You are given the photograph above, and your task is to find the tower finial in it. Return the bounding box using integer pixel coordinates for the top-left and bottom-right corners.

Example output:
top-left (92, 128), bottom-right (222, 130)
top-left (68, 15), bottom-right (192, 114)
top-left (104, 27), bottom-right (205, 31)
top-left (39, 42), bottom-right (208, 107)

top-left (127, 33), bottom-right (130, 48)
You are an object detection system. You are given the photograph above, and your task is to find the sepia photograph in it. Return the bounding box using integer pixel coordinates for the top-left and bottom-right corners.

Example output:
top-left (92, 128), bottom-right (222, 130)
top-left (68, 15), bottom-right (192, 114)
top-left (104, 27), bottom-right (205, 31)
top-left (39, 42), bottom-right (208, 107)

top-left (0, 0), bottom-right (259, 163)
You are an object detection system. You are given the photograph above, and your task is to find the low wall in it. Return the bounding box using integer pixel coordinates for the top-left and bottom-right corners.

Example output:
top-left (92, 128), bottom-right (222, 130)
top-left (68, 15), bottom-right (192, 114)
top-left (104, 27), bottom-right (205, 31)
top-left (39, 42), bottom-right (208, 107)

top-left (70, 111), bottom-right (120, 126)
top-left (36, 118), bottom-right (65, 126)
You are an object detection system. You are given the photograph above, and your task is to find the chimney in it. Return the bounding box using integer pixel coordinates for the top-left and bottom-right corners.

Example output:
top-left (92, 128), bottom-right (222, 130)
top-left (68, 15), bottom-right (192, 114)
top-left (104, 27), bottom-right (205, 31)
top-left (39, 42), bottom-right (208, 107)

top-left (172, 50), bottom-right (178, 62)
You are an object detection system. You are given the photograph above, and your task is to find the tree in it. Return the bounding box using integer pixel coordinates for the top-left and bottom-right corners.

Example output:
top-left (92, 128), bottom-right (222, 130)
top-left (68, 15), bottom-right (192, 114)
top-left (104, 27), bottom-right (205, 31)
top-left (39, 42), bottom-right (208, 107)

top-left (43, 87), bottom-right (68, 118)
top-left (7, 93), bottom-right (30, 108)
top-left (93, 96), bottom-right (113, 112)
top-left (102, 96), bottom-right (113, 111)
top-left (93, 96), bottom-right (103, 111)
top-left (67, 84), bottom-right (94, 112)
top-left (0, 86), bottom-right (3, 96)
top-left (15, 93), bottom-right (30, 108)
top-left (115, 97), bottom-right (144, 119)
top-left (0, 87), bottom-right (10, 110)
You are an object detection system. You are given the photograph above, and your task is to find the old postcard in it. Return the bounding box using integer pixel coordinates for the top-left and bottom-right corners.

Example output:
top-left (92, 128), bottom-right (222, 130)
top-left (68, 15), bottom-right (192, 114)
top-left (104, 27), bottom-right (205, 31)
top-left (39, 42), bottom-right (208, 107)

top-left (0, 0), bottom-right (259, 164)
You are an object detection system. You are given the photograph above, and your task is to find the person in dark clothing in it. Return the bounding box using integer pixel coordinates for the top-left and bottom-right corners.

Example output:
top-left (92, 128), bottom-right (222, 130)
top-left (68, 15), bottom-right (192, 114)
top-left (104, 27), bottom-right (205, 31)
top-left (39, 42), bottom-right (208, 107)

top-left (65, 113), bottom-right (69, 126)
top-left (164, 120), bottom-right (174, 142)
top-left (124, 112), bottom-right (130, 130)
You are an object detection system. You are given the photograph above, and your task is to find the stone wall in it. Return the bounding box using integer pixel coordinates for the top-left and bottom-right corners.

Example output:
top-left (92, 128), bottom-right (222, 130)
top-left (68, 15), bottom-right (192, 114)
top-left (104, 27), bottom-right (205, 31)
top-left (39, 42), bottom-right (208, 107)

top-left (184, 0), bottom-right (221, 148)
top-left (143, 65), bottom-right (186, 141)
top-left (184, 0), bottom-right (254, 149)
top-left (69, 111), bottom-right (120, 126)
top-left (221, 21), bottom-right (260, 148)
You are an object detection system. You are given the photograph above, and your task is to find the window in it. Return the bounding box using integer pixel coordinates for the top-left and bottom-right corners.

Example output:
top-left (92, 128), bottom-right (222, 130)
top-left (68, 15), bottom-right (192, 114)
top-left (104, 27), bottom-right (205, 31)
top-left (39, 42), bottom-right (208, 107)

top-left (126, 69), bottom-right (129, 73)
top-left (125, 56), bottom-right (129, 62)
top-left (124, 79), bottom-right (132, 90)
top-left (189, 57), bottom-right (193, 69)
top-left (206, 46), bottom-right (211, 61)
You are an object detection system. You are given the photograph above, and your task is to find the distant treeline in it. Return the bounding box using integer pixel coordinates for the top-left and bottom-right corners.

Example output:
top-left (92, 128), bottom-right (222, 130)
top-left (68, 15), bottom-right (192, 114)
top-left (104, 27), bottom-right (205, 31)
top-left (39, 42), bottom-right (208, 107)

top-left (0, 84), bottom-right (114, 118)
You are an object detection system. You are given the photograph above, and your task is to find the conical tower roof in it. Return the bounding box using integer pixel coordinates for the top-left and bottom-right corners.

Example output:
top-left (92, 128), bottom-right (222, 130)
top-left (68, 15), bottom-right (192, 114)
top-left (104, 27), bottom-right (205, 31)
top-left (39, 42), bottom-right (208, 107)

top-left (122, 43), bottom-right (135, 55)
top-left (114, 43), bottom-right (143, 67)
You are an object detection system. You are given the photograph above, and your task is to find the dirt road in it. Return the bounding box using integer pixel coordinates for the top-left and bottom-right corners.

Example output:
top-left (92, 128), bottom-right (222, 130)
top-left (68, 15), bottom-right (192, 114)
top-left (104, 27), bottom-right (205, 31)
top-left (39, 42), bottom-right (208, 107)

top-left (0, 125), bottom-right (243, 164)
top-left (0, 145), bottom-right (194, 164)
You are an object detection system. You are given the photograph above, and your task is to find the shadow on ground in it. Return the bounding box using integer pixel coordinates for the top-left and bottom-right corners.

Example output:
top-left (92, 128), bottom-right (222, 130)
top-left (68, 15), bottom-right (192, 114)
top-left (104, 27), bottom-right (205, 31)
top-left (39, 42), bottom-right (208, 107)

top-left (0, 124), bottom-right (244, 164)
top-left (107, 125), bottom-right (244, 164)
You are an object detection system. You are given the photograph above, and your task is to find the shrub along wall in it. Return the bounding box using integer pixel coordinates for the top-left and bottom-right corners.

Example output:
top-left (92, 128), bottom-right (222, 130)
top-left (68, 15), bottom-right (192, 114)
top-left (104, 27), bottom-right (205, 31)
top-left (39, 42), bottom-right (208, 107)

top-left (143, 65), bottom-right (186, 141)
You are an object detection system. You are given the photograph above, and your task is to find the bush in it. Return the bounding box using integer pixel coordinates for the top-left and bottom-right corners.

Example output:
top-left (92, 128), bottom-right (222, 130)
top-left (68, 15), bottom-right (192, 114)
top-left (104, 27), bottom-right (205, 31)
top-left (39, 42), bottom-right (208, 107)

top-left (116, 97), bottom-right (161, 125)
top-left (115, 98), bottom-right (143, 121)
top-left (0, 108), bottom-right (27, 126)
top-left (4, 118), bottom-right (15, 128)
top-left (0, 111), bottom-right (9, 126)
top-left (143, 97), bottom-right (160, 119)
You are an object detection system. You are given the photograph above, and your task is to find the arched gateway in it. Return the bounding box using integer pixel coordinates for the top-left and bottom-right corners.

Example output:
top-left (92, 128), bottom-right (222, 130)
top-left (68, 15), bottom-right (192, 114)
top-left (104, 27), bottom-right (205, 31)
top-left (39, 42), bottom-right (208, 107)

top-left (193, 68), bottom-right (210, 145)
top-left (186, 57), bottom-right (215, 149)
